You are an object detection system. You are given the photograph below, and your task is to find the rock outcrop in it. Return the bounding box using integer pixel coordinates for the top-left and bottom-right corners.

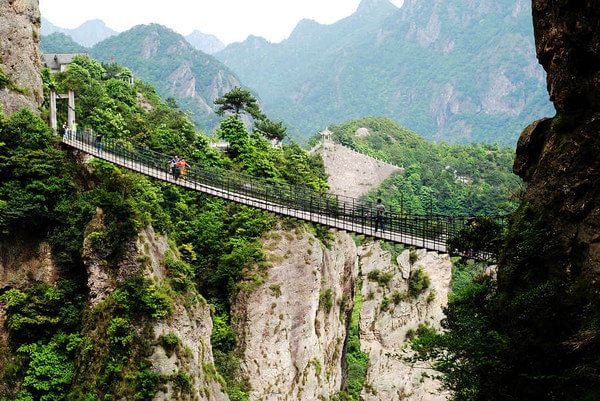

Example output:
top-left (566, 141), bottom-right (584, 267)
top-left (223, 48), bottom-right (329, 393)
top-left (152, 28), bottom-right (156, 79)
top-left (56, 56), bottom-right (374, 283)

top-left (313, 137), bottom-right (403, 198)
top-left (82, 214), bottom-right (228, 400)
top-left (489, 2), bottom-right (600, 398)
top-left (233, 227), bottom-right (357, 401)
top-left (359, 244), bottom-right (452, 401)
top-left (0, 0), bottom-right (43, 115)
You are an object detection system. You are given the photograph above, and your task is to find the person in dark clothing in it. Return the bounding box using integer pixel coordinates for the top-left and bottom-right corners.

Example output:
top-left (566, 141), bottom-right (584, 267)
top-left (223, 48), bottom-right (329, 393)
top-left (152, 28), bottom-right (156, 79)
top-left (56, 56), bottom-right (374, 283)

top-left (95, 132), bottom-right (103, 149)
top-left (170, 156), bottom-right (180, 179)
top-left (375, 198), bottom-right (386, 232)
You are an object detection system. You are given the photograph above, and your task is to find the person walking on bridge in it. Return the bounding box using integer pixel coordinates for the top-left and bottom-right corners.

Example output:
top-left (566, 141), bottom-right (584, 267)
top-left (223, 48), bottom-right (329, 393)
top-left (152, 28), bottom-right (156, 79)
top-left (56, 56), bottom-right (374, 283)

top-left (178, 159), bottom-right (189, 177)
top-left (375, 198), bottom-right (386, 232)
top-left (170, 156), bottom-right (180, 180)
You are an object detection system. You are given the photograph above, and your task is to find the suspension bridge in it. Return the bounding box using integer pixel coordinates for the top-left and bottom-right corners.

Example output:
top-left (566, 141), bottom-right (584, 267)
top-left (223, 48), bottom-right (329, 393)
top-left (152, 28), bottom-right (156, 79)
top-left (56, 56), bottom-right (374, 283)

top-left (60, 131), bottom-right (496, 257)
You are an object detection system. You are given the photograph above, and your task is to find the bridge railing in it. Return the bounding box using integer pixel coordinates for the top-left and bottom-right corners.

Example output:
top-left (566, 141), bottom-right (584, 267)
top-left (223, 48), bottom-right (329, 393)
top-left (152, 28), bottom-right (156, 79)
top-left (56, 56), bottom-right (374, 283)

top-left (62, 130), bottom-right (504, 259)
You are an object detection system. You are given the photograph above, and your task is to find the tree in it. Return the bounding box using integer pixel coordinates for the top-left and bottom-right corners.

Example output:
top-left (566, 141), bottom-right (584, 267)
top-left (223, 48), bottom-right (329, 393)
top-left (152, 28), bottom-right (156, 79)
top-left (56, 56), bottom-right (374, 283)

top-left (214, 87), bottom-right (264, 120)
top-left (255, 118), bottom-right (287, 142)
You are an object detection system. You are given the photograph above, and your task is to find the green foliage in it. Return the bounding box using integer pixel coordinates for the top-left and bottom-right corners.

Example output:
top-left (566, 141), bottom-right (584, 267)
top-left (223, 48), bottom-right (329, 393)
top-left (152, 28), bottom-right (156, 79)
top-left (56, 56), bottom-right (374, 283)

top-left (319, 289), bottom-right (334, 313)
top-left (392, 290), bottom-right (408, 305)
top-left (366, 269), bottom-right (393, 287)
top-left (214, 87), bottom-right (264, 120)
top-left (159, 333), bottom-right (181, 355)
top-left (325, 117), bottom-right (521, 217)
top-left (211, 312), bottom-right (249, 401)
top-left (448, 217), bottom-right (505, 257)
top-left (345, 287), bottom-right (369, 400)
top-left (380, 296), bottom-right (390, 312)
top-left (0, 281), bottom-right (84, 343)
top-left (0, 109), bottom-right (75, 238)
top-left (217, 3), bottom-right (552, 144)
top-left (408, 267), bottom-right (430, 297)
top-left (211, 313), bottom-right (236, 351)
top-left (255, 118), bottom-right (287, 142)
top-left (165, 257), bottom-right (195, 292)
top-left (0, 67), bottom-right (10, 89)
top-left (106, 317), bottom-right (134, 349)
top-left (41, 33), bottom-right (88, 53)
top-left (18, 339), bottom-right (75, 401)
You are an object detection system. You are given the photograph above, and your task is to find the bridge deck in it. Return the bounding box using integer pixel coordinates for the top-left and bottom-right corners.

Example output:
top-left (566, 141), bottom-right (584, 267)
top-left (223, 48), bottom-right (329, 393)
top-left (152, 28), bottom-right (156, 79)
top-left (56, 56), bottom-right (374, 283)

top-left (62, 135), bottom-right (450, 252)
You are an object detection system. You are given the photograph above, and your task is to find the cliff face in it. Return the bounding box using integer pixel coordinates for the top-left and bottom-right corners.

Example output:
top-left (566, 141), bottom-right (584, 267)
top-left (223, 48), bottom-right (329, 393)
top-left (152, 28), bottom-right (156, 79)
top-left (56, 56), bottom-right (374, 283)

top-left (512, 3), bottom-right (600, 302)
top-left (233, 227), bottom-right (357, 401)
top-left (493, 1), bottom-right (600, 398)
top-left (0, 0), bottom-right (43, 115)
top-left (81, 213), bottom-right (228, 401)
top-left (359, 244), bottom-right (451, 401)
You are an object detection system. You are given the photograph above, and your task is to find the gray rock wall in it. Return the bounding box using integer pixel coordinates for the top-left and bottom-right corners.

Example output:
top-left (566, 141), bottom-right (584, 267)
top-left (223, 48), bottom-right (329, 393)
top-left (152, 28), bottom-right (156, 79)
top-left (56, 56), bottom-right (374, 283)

top-left (0, 0), bottom-right (43, 115)
top-left (233, 226), bottom-right (357, 401)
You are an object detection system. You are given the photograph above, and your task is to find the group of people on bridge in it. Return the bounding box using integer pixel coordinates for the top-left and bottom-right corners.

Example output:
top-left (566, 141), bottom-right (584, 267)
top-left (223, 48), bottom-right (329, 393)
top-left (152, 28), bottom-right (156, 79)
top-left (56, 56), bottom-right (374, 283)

top-left (169, 156), bottom-right (190, 180)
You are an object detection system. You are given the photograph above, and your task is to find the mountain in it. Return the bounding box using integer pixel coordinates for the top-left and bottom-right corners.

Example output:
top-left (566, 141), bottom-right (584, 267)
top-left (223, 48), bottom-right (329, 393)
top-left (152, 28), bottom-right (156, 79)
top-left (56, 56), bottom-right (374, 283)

top-left (41, 17), bottom-right (117, 47)
top-left (41, 32), bottom-right (88, 53)
top-left (216, 0), bottom-right (554, 144)
top-left (185, 30), bottom-right (225, 54)
top-left (91, 24), bottom-right (244, 131)
top-left (320, 117), bottom-right (520, 215)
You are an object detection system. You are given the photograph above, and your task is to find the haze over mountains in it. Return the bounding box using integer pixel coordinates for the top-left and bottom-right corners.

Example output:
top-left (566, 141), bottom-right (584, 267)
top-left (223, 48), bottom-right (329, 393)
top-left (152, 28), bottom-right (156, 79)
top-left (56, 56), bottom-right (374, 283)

top-left (41, 17), bottom-right (117, 48)
top-left (216, 0), bottom-right (554, 144)
top-left (42, 17), bottom-right (225, 55)
top-left (41, 0), bottom-right (554, 144)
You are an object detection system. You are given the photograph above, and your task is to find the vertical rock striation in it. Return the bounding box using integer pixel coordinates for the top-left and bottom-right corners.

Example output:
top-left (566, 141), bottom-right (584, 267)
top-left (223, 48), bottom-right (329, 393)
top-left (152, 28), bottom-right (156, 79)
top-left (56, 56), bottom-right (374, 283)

top-left (0, 0), bottom-right (43, 115)
top-left (233, 227), bottom-right (357, 401)
top-left (493, 1), bottom-right (600, 398)
top-left (359, 244), bottom-right (451, 401)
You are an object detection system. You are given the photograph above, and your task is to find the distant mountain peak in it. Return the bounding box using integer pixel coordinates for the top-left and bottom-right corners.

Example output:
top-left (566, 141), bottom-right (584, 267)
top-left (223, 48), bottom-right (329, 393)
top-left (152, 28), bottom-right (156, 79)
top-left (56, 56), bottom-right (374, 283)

top-left (356, 0), bottom-right (398, 15)
top-left (41, 18), bottom-right (117, 47)
top-left (186, 30), bottom-right (225, 54)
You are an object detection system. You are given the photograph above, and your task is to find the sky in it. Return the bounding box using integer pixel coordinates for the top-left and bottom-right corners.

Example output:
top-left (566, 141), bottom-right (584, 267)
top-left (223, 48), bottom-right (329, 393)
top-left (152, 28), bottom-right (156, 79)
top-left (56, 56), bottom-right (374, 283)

top-left (39, 0), bottom-right (404, 44)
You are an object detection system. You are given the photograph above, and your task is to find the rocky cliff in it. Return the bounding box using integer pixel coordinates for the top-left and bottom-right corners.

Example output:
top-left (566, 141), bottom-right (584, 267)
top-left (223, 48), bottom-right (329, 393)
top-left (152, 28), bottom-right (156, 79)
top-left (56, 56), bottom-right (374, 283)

top-left (233, 226), bottom-right (357, 400)
top-left (0, 0), bottom-right (43, 115)
top-left (359, 244), bottom-right (451, 401)
top-left (313, 135), bottom-right (403, 198)
top-left (486, 1), bottom-right (600, 398)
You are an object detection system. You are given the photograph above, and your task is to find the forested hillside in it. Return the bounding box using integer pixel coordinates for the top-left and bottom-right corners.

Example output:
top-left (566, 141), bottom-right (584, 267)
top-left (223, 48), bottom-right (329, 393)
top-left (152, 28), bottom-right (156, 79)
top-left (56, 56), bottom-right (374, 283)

top-left (323, 117), bottom-right (521, 215)
top-left (90, 24), bottom-right (244, 132)
top-left (217, 0), bottom-right (553, 144)
top-left (0, 56), bottom-right (328, 401)
top-left (41, 32), bottom-right (88, 53)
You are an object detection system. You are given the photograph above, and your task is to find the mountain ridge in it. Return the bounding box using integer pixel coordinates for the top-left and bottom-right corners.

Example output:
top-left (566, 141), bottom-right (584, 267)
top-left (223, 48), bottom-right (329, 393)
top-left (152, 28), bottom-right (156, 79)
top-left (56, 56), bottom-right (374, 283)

top-left (216, 0), bottom-right (554, 144)
top-left (41, 17), bottom-right (117, 47)
top-left (90, 23), bottom-right (245, 131)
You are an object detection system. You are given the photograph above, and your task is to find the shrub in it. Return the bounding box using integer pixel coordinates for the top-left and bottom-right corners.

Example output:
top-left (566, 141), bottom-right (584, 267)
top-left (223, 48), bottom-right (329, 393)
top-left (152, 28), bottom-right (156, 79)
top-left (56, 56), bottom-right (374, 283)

top-left (107, 317), bottom-right (134, 348)
top-left (409, 267), bottom-right (430, 297)
top-left (269, 284), bottom-right (282, 298)
top-left (211, 313), bottom-right (236, 351)
top-left (141, 284), bottom-right (174, 319)
top-left (319, 289), bottom-right (334, 313)
top-left (393, 291), bottom-right (408, 305)
top-left (409, 249), bottom-right (418, 264)
top-left (166, 257), bottom-right (195, 292)
top-left (381, 297), bottom-right (390, 312)
top-left (366, 269), bottom-right (393, 287)
top-left (18, 340), bottom-right (75, 401)
top-left (160, 333), bottom-right (180, 355)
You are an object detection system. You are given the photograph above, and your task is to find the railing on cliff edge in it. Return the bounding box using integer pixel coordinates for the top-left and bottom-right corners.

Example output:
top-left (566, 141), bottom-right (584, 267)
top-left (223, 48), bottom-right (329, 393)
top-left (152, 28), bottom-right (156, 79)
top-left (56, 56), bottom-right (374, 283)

top-left (59, 130), bottom-right (503, 260)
